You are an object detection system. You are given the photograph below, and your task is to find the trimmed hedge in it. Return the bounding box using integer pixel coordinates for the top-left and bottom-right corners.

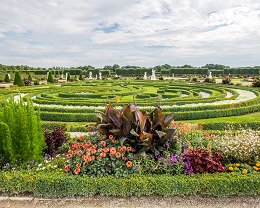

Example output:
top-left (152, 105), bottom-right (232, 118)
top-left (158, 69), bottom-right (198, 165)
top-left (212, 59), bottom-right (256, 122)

top-left (0, 171), bottom-right (260, 197)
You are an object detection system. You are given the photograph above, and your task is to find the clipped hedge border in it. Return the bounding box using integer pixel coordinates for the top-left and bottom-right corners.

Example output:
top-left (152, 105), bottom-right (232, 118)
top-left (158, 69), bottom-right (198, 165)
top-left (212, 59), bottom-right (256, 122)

top-left (199, 122), bottom-right (260, 130)
top-left (0, 171), bottom-right (260, 197)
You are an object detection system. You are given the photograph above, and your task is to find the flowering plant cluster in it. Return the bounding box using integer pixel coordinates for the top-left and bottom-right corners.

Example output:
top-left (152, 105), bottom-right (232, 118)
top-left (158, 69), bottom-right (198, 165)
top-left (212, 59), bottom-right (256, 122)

top-left (214, 128), bottom-right (260, 163)
top-left (137, 151), bottom-right (193, 175)
top-left (64, 134), bottom-right (138, 177)
top-left (226, 161), bottom-right (260, 174)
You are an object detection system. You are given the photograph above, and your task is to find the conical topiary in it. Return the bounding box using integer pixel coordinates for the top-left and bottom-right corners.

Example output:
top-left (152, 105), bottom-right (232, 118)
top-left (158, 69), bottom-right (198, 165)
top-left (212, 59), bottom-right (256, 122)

top-left (13, 71), bottom-right (25, 86)
top-left (4, 74), bottom-right (10, 83)
top-left (28, 74), bottom-right (33, 82)
top-left (47, 71), bottom-right (54, 83)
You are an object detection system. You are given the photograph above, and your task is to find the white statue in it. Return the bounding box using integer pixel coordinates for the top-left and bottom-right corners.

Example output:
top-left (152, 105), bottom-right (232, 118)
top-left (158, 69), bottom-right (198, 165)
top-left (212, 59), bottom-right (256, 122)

top-left (8, 74), bottom-right (11, 79)
top-left (95, 74), bottom-right (98, 79)
top-left (208, 70), bottom-right (212, 79)
top-left (89, 71), bottom-right (92, 80)
top-left (65, 72), bottom-right (68, 81)
top-left (151, 69), bottom-right (156, 80)
top-left (99, 72), bottom-right (102, 80)
top-left (144, 72), bottom-right (147, 80)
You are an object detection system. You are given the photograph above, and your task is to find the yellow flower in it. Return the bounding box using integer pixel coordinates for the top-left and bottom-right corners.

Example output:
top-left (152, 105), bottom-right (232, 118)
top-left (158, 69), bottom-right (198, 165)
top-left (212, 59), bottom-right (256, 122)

top-left (68, 149), bottom-right (72, 153)
top-left (235, 163), bottom-right (240, 167)
top-left (256, 162), bottom-right (260, 168)
top-left (253, 166), bottom-right (259, 171)
top-left (228, 167), bottom-right (234, 171)
top-left (243, 169), bottom-right (248, 174)
top-left (115, 96), bottom-right (120, 103)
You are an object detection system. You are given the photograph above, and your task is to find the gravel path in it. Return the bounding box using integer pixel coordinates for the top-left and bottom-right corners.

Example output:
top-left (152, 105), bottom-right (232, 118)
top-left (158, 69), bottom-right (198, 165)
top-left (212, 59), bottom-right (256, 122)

top-left (0, 195), bottom-right (259, 208)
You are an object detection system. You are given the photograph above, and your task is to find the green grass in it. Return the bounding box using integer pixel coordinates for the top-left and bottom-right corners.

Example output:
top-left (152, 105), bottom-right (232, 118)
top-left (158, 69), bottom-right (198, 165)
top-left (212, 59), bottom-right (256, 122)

top-left (184, 112), bottom-right (260, 123)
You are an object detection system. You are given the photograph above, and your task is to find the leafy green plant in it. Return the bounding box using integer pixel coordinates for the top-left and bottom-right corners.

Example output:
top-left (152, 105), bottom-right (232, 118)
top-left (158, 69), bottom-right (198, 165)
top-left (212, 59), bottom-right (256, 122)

top-left (47, 71), bottom-right (54, 83)
top-left (95, 104), bottom-right (176, 158)
top-left (13, 71), bottom-right (25, 86)
top-left (4, 74), bottom-right (10, 83)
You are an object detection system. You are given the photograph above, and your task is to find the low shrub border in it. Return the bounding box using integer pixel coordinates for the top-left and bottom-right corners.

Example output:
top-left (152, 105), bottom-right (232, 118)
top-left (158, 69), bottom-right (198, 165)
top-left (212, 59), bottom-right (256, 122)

top-left (0, 171), bottom-right (260, 198)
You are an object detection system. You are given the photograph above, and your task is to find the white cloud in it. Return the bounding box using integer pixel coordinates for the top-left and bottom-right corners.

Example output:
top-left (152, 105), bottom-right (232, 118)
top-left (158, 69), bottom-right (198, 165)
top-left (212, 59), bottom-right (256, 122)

top-left (0, 0), bottom-right (260, 68)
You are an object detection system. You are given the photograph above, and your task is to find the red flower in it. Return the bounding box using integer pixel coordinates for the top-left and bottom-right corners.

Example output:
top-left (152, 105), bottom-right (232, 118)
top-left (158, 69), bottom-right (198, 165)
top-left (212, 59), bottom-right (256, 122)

top-left (126, 161), bottom-right (133, 168)
top-left (67, 154), bottom-right (72, 159)
top-left (107, 163), bottom-right (111, 167)
top-left (103, 134), bottom-right (107, 139)
top-left (100, 152), bottom-right (106, 157)
top-left (77, 163), bottom-right (81, 168)
top-left (109, 135), bottom-right (114, 140)
top-left (122, 156), bottom-right (127, 161)
top-left (103, 148), bottom-right (110, 153)
top-left (91, 149), bottom-right (96, 154)
top-left (121, 146), bottom-right (127, 151)
top-left (64, 165), bottom-right (70, 172)
top-left (86, 141), bottom-right (91, 147)
top-left (74, 167), bottom-right (81, 175)
top-left (112, 139), bottom-right (116, 143)
top-left (79, 135), bottom-right (84, 141)
top-left (100, 141), bottom-right (106, 147)
top-left (77, 150), bottom-right (82, 156)
top-left (118, 147), bottom-right (122, 151)
top-left (97, 156), bottom-right (101, 161)
top-left (198, 125), bottom-right (203, 130)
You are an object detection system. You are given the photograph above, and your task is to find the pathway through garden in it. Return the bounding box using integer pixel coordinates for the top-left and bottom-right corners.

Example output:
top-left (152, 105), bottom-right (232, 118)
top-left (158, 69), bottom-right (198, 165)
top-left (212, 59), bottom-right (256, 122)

top-left (0, 195), bottom-right (259, 208)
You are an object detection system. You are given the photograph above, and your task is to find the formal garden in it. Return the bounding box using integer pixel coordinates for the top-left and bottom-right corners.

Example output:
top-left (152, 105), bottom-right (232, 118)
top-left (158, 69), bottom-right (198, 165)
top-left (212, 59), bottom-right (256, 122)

top-left (0, 70), bottom-right (260, 198)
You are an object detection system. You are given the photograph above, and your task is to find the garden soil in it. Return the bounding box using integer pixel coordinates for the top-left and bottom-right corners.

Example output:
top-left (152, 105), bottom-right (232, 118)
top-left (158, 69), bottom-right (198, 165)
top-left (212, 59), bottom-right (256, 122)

top-left (0, 195), bottom-right (259, 208)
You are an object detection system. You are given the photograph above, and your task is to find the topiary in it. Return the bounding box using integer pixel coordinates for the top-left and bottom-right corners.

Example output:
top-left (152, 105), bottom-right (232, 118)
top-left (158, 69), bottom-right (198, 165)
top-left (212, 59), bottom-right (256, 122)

top-left (4, 74), bottom-right (10, 83)
top-left (13, 71), bottom-right (25, 86)
top-left (28, 74), bottom-right (33, 82)
top-left (47, 71), bottom-right (54, 83)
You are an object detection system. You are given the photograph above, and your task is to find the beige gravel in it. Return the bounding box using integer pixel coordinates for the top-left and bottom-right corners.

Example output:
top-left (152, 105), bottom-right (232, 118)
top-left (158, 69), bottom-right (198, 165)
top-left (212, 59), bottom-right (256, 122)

top-left (0, 195), bottom-right (260, 208)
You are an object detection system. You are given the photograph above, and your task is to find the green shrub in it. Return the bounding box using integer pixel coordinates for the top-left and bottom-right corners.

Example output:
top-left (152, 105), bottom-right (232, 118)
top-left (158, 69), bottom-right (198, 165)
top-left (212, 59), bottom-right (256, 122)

top-left (0, 97), bottom-right (46, 163)
top-left (47, 71), bottom-right (54, 83)
top-left (4, 74), bottom-right (10, 83)
top-left (13, 71), bottom-right (25, 86)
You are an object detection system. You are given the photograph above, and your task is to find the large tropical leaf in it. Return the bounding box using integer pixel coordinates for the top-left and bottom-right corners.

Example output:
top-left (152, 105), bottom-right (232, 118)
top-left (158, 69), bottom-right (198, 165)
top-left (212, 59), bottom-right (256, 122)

top-left (107, 106), bottom-right (121, 128)
top-left (163, 113), bottom-right (174, 129)
top-left (122, 114), bottom-right (131, 136)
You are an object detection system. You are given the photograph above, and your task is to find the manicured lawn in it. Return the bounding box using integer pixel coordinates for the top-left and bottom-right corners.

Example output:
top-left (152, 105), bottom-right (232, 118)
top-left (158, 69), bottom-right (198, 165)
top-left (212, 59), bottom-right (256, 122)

top-left (184, 112), bottom-right (260, 123)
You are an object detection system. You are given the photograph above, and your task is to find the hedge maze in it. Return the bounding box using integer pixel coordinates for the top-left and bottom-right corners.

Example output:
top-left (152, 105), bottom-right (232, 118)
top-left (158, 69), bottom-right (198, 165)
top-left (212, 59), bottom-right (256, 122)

top-left (1, 80), bottom-right (259, 126)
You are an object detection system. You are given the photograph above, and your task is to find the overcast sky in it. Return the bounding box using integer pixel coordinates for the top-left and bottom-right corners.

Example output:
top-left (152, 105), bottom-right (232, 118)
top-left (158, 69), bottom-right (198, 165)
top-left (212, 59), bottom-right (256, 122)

top-left (0, 0), bottom-right (260, 68)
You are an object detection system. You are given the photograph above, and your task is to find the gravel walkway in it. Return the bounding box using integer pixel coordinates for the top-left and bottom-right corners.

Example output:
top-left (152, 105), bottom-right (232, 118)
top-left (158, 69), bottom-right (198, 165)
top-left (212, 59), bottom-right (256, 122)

top-left (0, 195), bottom-right (259, 208)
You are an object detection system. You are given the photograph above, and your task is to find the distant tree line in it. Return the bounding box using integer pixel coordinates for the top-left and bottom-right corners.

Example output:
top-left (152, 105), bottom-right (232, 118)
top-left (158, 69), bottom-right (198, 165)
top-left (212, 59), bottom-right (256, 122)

top-left (0, 63), bottom-right (259, 76)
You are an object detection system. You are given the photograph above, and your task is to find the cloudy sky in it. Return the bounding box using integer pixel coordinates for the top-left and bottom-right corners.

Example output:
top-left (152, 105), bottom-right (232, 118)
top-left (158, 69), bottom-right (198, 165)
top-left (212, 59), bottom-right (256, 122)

top-left (0, 0), bottom-right (260, 68)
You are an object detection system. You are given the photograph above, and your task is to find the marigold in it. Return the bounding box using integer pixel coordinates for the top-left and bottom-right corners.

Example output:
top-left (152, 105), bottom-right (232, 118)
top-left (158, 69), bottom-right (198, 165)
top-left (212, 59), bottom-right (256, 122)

top-left (253, 166), bottom-right (259, 171)
top-left (86, 141), bottom-right (91, 147)
top-left (100, 141), bottom-right (106, 147)
top-left (97, 156), bottom-right (101, 161)
top-left (91, 149), bottom-right (96, 154)
top-left (116, 96), bottom-right (120, 103)
top-left (103, 134), bottom-right (107, 139)
top-left (243, 169), bottom-right (248, 174)
top-left (115, 152), bottom-right (121, 158)
top-left (76, 163), bottom-right (81, 168)
top-left (235, 163), bottom-right (240, 167)
top-left (109, 135), bottom-right (114, 139)
top-left (100, 152), bottom-right (106, 157)
top-left (126, 161), bottom-right (133, 168)
top-left (228, 167), bottom-right (234, 171)
top-left (68, 149), bottom-right (72, 153)
top-left (112, 139), bottom-right (116, 143)
top-left (121, 146), bottom-right (127, 151)
top-left (256, 162), bottom-right (260, 168)
top-left (118, 147), bottom-right (122, 151)
top-left (74, 167), bottom-right (81, 175)
top-left (98, 148), bottom-right (103, 152)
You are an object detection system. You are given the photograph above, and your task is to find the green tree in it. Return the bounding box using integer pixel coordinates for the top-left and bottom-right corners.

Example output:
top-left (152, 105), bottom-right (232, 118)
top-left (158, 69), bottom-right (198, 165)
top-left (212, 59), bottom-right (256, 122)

top-left (28, 74), bottom-right (33, 82)
top-left (13, 71), bottom-right (25, 86)
top-left (67, 72), bottom-right (71, 81)
top-left (47, 71), bottom-right (54, 83)
top-left (4, 74), bottom-right (10, 83)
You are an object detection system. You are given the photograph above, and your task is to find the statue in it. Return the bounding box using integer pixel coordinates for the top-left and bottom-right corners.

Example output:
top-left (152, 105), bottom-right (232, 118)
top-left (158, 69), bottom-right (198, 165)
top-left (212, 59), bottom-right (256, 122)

top-left (99, 72), bottom-right (102, 80)
top-left (89, 71), bottom-right (92, 80)
top-left (208, 70), bottom-right (212, 79)
top-left (151, 69), bottom-right (156, 80)
top-left (144, 72), bottom-right (147, 80)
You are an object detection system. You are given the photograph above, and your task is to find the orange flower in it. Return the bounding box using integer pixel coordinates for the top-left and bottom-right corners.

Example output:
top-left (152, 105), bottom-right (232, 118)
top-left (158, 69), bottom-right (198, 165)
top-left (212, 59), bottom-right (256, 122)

top-left (67, 154), bottom-right (72, 159)
top-left (126, 161), bottom-right (133, 168)
top-left (100, 152), bottom-right (106, 157)
top-left (97, 156), bottom-right (101, 161)
top-left (109, 135), bottom-right (114, 139)
top-left (103, 134), bottom-right (107, 139)
top-left (198, 125), bottom-right (203, 130)
top-left (110, 147), bottom-right (116, 155)
top-left (118, 147), bottom-right (122, 151)
top-left (121, 146), bottom-right (127, 151)
top-left (64, 165), bottom-right (70, 172)
top-left (71, 150), bottom-right (76, 155)
top-left (107, 163), bottom-right (111, 167)
top-left (103, 148), bottom-right (110, 153)
top-left (86, 141), bottom-right (91, 147)
top-left (77, 150), bottom-right (82, 156)
top-left (92, 144), bottom-right (97, 149)
top-left (100, 141), bottom-right (106, 147)
top-left (91, 149), bottom-right (96, 154)
top-left (112, 139), bottom-right (116, 143)
top-left (98, 148), bottom-right (103, 153)
top-left (115, 152), bottom-right (121, 158)
top-left (77, 163), bottom-right (81, 168)
top-left (83, 161), bottom-right (87, 166)
top-left (122, 156), bottom-right (127, 161)
top-left (126, 147), bottom-right (132, 151)
top-left (74, 167), bottom-right (81, 175)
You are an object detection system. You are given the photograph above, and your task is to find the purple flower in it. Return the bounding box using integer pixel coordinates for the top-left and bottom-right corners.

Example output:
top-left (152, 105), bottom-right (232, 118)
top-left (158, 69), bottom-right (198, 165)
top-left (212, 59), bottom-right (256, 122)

top-left (184, 159), bottom-right (194, 175)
